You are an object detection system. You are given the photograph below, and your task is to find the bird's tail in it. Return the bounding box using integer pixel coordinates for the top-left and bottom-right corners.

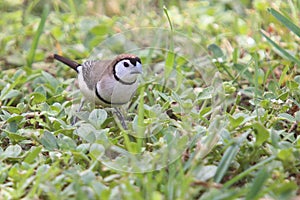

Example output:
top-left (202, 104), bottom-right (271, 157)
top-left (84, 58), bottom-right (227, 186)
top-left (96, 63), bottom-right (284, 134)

top-left (53, 54), bottom-right (80, 72)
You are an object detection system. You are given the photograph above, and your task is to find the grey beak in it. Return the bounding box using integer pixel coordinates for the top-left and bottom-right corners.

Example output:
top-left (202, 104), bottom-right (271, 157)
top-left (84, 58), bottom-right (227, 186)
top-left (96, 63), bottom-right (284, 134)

top-left (131, 62), bottom-right (143, 74)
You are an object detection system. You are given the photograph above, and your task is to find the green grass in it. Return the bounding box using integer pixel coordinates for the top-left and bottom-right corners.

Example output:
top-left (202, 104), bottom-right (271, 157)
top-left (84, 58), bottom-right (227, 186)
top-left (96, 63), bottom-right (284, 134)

top-left (1, 0), bottom-right (300, 199)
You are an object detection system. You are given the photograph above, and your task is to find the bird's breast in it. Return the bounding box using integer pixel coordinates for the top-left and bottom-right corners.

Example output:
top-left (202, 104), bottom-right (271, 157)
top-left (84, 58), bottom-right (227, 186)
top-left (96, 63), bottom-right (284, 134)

top-left (97, 76), bottom-right (139, 106)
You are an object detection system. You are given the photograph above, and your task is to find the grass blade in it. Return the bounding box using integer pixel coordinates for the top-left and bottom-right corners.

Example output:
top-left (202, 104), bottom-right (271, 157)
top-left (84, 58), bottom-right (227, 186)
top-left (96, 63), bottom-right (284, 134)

top-left (68, 0), bottom-right (77, 16)
top-left (224, 156), bottom-right (275, 188)
top-left (163, 5), bottom-right (173, 31)
top-left (165, 52), bottom-right (175, 79)
top-left (245, 168), bottom-right (269, 200)
top-left (137, 86), bottom-right (145, 145)
top-left (163, 6), bottom-right (175, 83)
top-left (268, 8), bottom-right (300, 38)
top-left (261, 30), bottom-right (300, 66)
top-left (26, 4), bottom-right (50, 68)
top-left (213, 143), bottom-right (239, 183)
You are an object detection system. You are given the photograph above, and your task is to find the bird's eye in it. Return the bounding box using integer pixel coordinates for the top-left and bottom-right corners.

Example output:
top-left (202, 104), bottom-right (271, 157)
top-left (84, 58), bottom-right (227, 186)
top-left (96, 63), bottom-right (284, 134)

top-left (123, 62), bottom-right (129, 67)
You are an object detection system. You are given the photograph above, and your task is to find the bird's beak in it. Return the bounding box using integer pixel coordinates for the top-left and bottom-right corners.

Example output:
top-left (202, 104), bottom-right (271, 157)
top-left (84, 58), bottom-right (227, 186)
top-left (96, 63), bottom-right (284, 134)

top-left (131, 62), bottom-right (143, 74)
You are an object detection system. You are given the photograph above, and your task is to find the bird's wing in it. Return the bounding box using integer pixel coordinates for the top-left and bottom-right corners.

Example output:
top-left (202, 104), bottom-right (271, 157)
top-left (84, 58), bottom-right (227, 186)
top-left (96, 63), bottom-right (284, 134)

top-left (81, 60), bottom-right (113, 89)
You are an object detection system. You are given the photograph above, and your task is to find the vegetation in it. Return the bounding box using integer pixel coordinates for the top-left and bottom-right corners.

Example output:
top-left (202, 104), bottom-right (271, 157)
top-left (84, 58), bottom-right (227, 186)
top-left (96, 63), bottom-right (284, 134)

top-left (0, 0), bottom-right (299, 199)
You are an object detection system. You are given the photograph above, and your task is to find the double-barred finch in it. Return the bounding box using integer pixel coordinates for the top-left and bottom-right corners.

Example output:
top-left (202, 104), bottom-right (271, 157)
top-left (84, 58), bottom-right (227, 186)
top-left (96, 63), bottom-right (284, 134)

top-left (53, 54), bottom-right (142, 108)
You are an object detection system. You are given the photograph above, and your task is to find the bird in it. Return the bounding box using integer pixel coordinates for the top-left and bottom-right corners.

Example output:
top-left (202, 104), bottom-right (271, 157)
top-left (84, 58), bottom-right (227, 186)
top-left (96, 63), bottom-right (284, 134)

top-left (53, 54), bottom-right (142, 128)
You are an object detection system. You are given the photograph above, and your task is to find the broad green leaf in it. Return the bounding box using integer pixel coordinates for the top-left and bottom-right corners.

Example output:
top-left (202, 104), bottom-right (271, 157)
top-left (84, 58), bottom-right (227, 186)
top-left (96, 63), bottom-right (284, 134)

top-left (7, 121), bottom-right (18, 133)
top-left (40, 131), bottom-right (58, 150)
top-left (6, 132), bottom-right (27, 142)
top-left (273, 182), bottom-right (298, 199)
top-left (90, 24), bottom-right (109, 35)
top-left (0, 110), bottom-right (11, 121)
top-left (75, 111), bottom-right (90, 122)
top-left (76, 144), bottom-right (90, 153)
top-left (88, 109), bottom-right (107, 129)
top-left (34, 85), bottom-right (47, 96)
top-left (1, 106), bottom-right (21, 114)
top-left (80, 171), bottom-right (96, 184)
top-left (208, 44), bottom-right (225, 59)
top-left (7, 115), bottom-right (24, 123)
top-left (228, 115), bottom-right (244, 129)
top-left (41, 71), bottom-right (59, 89)
top-left (0, 89), bottom-right (21, 101)
top-left (51, 26), bottom-right (63, 38)
top-left (24, 146), bottom-right (42, 164)
top-left (294, 75), bottom-right (300, 84)
top-left (194, 165), bottom-right (217, 181)
top-left (278, 148), bottom-right (295, 162)
top-left (233, 63), bottom-right (253, 83)
top-left (278, 113), bottom-right (295, 123)
top-left (30, 92), bottom-right (46, 104)
top-left (57, 135), bottom-right (77, 150)
top-left (76, 124), bottom-right (96, 143)
top-left (4, 144), bottom-right (22, 158)
top-left (277, 92), bottom-right (289, 101)
top-left (199, 107), bottom-right (211, 117)
top-left (197, 86), bottom-right (213, 100)
top-left (252, 123), bottom-right (269, 146)
top-left (257, 68), bottom-right (264, 85)
top-left (89, 143), bottom-right (105, 160)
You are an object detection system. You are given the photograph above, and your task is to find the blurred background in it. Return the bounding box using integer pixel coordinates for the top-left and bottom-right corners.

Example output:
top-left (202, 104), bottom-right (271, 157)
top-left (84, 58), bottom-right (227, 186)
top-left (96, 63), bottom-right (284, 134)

top-left (0, 0), bottom-right (266, 69)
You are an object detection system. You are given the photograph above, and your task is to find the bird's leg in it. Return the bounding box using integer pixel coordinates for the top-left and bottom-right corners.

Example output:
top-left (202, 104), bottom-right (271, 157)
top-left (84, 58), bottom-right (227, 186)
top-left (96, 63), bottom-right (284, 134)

top-left (78, 97), bottom-right (85, 112)
top-left (72, 98), bottom-right (85, 125)
top-left (113, 107), bottom-right (128, 130)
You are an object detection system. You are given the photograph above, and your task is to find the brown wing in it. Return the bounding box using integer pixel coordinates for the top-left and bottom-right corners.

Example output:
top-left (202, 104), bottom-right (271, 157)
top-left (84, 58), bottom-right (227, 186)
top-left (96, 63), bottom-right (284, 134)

top-left (81, 59), bottom-right (113, 90)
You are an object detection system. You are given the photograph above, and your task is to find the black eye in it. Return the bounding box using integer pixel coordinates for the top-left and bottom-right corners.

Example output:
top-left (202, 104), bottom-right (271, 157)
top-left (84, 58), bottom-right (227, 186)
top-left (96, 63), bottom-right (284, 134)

top-left (123, 62), bottom-right (129, 67)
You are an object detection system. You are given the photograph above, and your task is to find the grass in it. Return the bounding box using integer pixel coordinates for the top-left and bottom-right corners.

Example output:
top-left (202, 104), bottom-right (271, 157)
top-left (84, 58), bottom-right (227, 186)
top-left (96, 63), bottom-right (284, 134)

top-left (0, 0), bottom-right (300, 199)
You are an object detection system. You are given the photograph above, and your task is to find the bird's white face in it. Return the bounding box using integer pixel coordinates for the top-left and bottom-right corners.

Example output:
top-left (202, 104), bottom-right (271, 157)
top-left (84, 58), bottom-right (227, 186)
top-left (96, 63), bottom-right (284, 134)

top-left (114, 59), bottom-right (142, 84)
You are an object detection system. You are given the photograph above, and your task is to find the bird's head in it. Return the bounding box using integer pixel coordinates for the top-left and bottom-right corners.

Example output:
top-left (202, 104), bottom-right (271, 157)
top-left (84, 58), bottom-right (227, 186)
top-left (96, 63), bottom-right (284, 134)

top-left (113, 54), bottom-right (142, 84)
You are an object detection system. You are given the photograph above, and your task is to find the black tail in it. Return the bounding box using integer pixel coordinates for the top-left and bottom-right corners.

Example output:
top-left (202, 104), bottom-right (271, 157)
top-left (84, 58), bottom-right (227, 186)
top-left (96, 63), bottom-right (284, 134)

top-left (53, 54), bottom-right (80, 72)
